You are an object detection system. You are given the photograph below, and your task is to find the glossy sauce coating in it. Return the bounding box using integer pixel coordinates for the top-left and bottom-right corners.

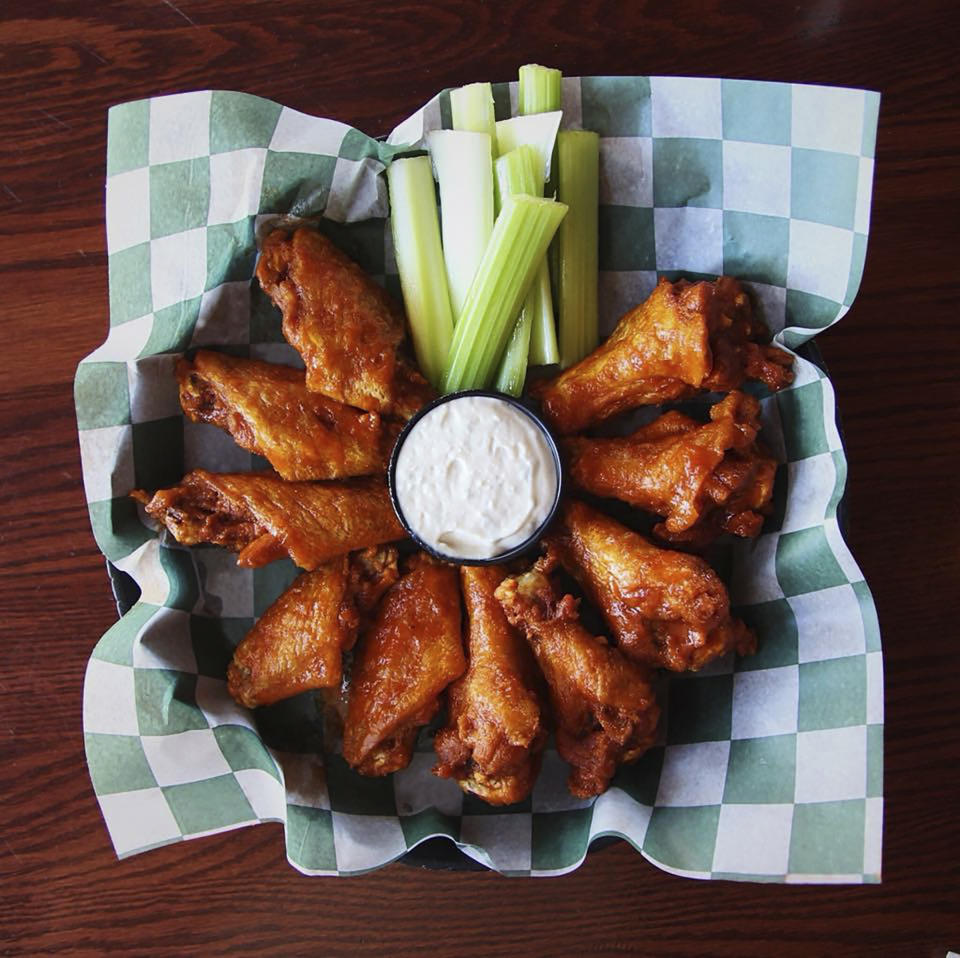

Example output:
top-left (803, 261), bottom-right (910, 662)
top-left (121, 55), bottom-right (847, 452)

top-left (132, 470), bottom-right (405, 569)
top-left (433, 565), bottom-right (546, 805)
top-left (344, 556), bottom-right (465, 776)
top-left (534, 276), bottom-right (794, 434)
top-left (256, 228), bottom-right (434, 419)
top-left (178, 350), bottom-right (401, 481)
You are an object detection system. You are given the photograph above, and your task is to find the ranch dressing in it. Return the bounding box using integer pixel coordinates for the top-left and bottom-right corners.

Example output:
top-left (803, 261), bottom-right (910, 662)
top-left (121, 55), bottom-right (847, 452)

top-left (394, 395), bottom-right (559, 560)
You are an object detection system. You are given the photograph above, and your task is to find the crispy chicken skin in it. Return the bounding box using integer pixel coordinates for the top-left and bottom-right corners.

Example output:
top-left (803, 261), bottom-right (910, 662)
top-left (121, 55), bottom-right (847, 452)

top-left (177, 350), bottom-right (401, 481)
top-left (545, 500), bottom-right (755, 672)
top-left (344, 555), bottom-right (465, 776)
top-left (227, 546), bottom-right (400, 708)
top-left (533, 276), bottom-right (794, 434)
top-left (563, 391), bottom-right (777, 544)
top-left (496, 565), bottom-right (660, 798)
top-left (433, 566), bottom-right (547, 805)
top-left (256, 228), bottom-right (434, 419)
top-left (131, 470), bottom-right (405, 570)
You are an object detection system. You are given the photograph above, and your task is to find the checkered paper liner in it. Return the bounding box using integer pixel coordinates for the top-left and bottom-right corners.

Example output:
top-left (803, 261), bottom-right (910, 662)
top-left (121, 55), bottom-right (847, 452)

top-left (77, 78), bottom-right (883, 880)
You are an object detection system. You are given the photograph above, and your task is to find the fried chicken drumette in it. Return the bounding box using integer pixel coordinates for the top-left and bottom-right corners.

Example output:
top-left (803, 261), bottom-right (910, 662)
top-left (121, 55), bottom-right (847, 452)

top-left (545, 500), bottom-right (755, 672)
top-left (534, 276), bottom-right (794, 434)
top-left (433, 565), bottom-right (547, 805)
top-left (562, 391), bottom-right (777, 545)
top-left (496, 565), bottom-right (660, 798)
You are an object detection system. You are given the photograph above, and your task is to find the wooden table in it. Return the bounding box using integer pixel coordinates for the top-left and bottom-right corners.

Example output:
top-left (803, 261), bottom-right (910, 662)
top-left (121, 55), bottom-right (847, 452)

top-left (2, 2), bottom-right (957, 954)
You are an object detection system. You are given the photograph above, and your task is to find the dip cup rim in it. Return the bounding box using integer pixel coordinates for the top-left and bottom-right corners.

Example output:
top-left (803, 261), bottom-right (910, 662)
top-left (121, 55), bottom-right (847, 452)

top-left (387, 389), bottom-right (564, 566)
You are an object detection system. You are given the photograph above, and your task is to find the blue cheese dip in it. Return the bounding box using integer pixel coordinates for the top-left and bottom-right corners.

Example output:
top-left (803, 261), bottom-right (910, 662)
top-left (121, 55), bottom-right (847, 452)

top-left (393, 394), bottom-right (560, 561)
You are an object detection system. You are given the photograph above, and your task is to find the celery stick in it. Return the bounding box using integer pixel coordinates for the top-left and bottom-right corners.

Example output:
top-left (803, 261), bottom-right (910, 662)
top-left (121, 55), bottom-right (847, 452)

top-left (527, 257), bottom-right (559, 366)
top-left (442, 195), bottom-right (568, 393)
top-left (427, 130), bottom-right (494, 320)
top-left (491, 147), bottom-right (540, 394)
top-left (450, 82), bottom-right (496, 143)
top-left (518, 64), bottom-right (563, 116)
top-left (493, 304), bottom-right (533, 397)
top-left (494, 113), bottom-right (562, 182)
top-left (494, 145), bottom-right (541, 209)
top-left (555, 130), bottom-right (599, 368)
top-left (386, 156), bottom-right (455, 390)
top-left (518, 63), bottom-right (563, 204)
top-left (494, 144), bottom-right (560, 367)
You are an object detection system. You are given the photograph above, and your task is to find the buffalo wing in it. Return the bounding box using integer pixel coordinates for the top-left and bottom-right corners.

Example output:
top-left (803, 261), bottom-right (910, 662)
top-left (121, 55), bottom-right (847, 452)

top-left (227, 546), bottom-right (400, 708)
top-left (563, 391), bottom-right (776, 543)
top-left (534, 276), bottom-right (794, 433)
top-left (178, 350), bottom-right (401, 481)
top-left (496, 565), bottom-right (660, 798)
top-left (132, 470), bottom-right (405, 569)
top-left (546, 500), bottom-right (755, 672)
top-left (256, 228), bottom-right (434, 419)
top-left (344, 555), bottom-right (465, 776)
top-left (434, 566), bottom-right (546, 805)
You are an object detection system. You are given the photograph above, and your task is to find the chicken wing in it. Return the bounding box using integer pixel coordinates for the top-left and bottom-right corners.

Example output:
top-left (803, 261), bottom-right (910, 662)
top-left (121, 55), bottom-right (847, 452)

top-left (256, 228), bottom-right (434, 419)
top-left (131, 470), bottom-right (405, 569)
top-left (545, 500), bottom-right (755, 672)
top-left (227, 546), bottom-right (400, 708)
top-left (433, 566), bottom-right (547, 805)
top-left (562, 391), bottom-right (777, 543)
top-left (178, 350), bottom-right (401, 481)
top-left (533, 276), bottom-right (794, 433)
top-left (344, 555), bottom-right (465, 776)
top-left (495, 564), bottom-right (660, 798)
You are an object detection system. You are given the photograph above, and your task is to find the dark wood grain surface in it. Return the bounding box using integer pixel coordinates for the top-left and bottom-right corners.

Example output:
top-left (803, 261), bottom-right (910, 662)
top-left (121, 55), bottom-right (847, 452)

top-left (1, 1), bottom-right (958, 954)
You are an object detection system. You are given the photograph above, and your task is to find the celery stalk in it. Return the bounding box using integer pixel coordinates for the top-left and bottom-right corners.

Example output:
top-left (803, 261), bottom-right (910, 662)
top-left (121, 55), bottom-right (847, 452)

top-left (493, 141), bottom-right (560, 367)
top-left (491, 147), bottom-right (541, 394)
top-left (427, 130), bottom-right (495, 320)
top-left (493, 306), bottom-right (533, 397)
top-left (450, 82), bottom-right (496, 143)
top-left (442, 195), bottom-right (568, 394)
top-left (494, 145), bottom-right (541, 208)
top-left (555, 130), bottom-right (599, 368)
top-left (518, 64), bottom-right (564, 365)
top-left (386, 156), bottom-right (455, 389)
top-left (518, 64), bottom-right (563, 116)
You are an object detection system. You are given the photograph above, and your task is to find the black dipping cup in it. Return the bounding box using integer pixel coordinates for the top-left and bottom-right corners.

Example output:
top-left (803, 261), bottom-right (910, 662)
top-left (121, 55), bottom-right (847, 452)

top-left (387, 390), bottom-right (564, 566)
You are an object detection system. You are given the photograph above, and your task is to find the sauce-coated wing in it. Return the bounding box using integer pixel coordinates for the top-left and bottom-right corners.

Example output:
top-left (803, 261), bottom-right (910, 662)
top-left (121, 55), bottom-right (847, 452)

top-left (132, 470), bottom-right (405, 569)
top-left (344, 556), bottom-right (465, 776)
top-left (433, 566), bottom-right (546, 805)
top-left (534, 277), bottom-right (794, 433)
top-left (546, 500), bottom-right (755, 672)
top-left (178, 350), bottom-right (401, 481)
top-left (496, 565), bottom-right (660, 798)
top-left (563, 391), bottom-right (777, 542)
top-left (256, 228), bottom-right (434, 418)
top-left (227, 547), bottom-right (399, 708)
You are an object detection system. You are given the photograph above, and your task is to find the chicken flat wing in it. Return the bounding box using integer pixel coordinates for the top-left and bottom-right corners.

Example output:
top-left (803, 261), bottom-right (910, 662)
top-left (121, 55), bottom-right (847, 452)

top-left (256, 228), bottom-right (434, 418)
top-left (344, 555), bottom-right (465, 776)
top-left (563, 391), bottom-right (777, 543)
top-left (227, 546), bottom-right (400, 708)
top-left (495, 565), bottom-right (660, 798)
top-left (533, 276), bottom-right (794, 433)
top-left (546, 500), bottom-right (755, 672)
top-left (178, 350), bottom-right (401, 481)
top-left (132, 470), bottom-right (405, 569)
top-left (433, 566), bottom-right (546, 805)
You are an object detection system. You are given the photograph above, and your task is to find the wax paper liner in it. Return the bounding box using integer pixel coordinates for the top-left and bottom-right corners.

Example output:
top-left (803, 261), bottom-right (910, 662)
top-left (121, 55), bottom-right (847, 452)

top-left (76, 78), bottom-right (883, 880)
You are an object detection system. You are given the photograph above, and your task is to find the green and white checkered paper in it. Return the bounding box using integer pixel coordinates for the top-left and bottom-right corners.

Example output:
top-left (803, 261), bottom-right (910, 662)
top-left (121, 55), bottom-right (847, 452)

top-left (77, 78), bottom-right (882, 880)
